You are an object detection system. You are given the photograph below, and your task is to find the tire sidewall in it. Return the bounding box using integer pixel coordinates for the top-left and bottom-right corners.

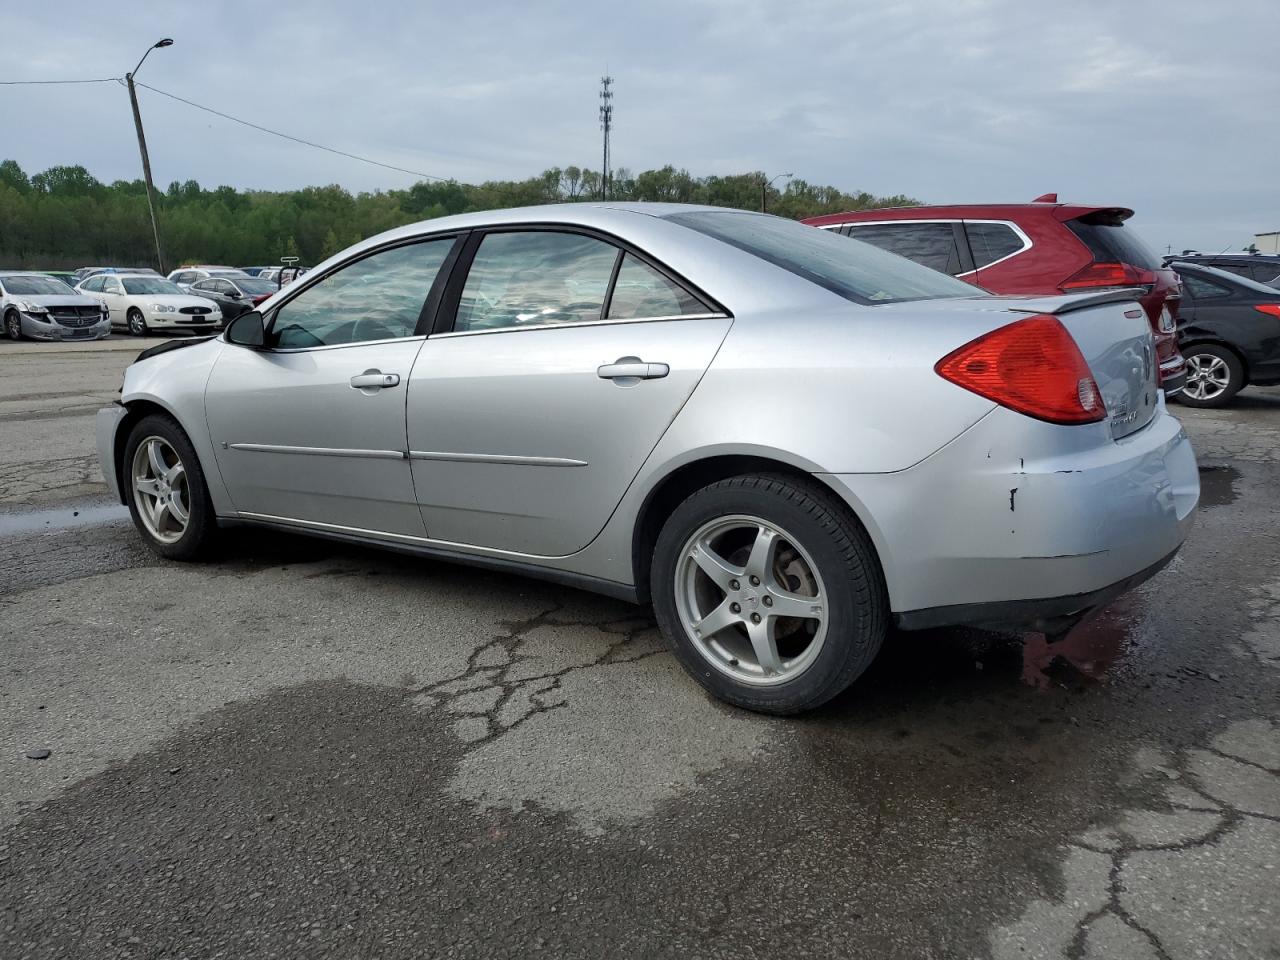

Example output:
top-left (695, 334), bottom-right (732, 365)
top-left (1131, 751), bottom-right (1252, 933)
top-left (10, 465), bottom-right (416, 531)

top-left (122, 414), bottom-right (214, 560)
top-left (651, 477), bottom-right (882, 713)
top-left (5, 311), bottom-right (21, 340)
top-left (1178, 345), bottom-right (1242, 408)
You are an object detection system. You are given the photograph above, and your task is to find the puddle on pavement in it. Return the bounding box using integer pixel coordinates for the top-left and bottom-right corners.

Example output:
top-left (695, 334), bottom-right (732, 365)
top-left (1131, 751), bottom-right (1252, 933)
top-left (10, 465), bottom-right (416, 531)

top-left (1197, 464), bottom-right (1240, 508)
top-left (1020, 599), bottom-right (1141, 690)
top-left (0, 502), bottom-right (130, 537)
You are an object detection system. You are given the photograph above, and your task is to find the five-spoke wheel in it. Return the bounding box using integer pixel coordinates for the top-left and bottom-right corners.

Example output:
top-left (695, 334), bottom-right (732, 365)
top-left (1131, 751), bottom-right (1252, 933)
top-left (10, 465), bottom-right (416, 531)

top-left (653, 474), bottom-right (887, 714)
top-left (123, 414), bottom-right (217, 559)
top-left (131, 436), bottom-right (191, 544)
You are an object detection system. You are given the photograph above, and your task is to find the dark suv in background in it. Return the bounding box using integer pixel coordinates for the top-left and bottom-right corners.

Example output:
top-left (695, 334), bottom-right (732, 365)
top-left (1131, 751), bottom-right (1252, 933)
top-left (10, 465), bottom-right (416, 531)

top-left (804, 195), bottom-right (1187, 393)
top-left (1164, 253), bottom-right (1280, 289)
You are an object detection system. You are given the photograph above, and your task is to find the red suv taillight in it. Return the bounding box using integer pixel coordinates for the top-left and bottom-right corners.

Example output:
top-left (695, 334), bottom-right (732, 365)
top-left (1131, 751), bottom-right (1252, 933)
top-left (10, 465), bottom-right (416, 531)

top-left (1060, 261), bottom-right (1156, 290)
top-left (935, 315), bottom-right (1105, 425)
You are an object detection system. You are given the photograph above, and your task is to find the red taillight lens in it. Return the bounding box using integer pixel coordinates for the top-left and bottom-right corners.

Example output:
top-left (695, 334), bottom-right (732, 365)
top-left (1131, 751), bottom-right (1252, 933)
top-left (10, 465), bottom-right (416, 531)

top-left (1061, 261), bottom-right (1156, 290)
top-left (1255, 304), bottom-right (1280, 319)
top-left (251, 294), bottom-right (271, 306)
top-left (935, 315), bottom-right (1106, 425)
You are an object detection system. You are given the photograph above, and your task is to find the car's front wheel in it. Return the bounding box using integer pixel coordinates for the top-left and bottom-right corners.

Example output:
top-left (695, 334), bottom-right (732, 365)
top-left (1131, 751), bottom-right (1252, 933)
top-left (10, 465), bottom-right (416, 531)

top-left (127, 308), bottom-right (149, 337)
top-left (651, 474), bottom-right (887, 714)
top-left (4, 310), bottom-right (22, 341)
top-left (123, 414), bottom-right (218, 560)
top-left (1177, 344), bottom-right (1244, 408)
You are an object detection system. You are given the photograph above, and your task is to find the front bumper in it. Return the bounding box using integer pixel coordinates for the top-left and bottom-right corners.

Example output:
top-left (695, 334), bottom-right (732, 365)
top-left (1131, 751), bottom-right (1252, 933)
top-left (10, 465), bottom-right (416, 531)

top-left (24, 313), bottom-right (112, 341)
top-left (147, 310), bottom-right (221, 330)
top-left (822, 399), bottom-right (1199, 628)
top-left (96, 403), bottom-right (129, 502)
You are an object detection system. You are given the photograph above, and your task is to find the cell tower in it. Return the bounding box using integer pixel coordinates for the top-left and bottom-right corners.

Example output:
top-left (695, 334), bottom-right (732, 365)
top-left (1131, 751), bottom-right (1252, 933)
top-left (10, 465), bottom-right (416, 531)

top-left (599, 75), bottom-right (614, 200)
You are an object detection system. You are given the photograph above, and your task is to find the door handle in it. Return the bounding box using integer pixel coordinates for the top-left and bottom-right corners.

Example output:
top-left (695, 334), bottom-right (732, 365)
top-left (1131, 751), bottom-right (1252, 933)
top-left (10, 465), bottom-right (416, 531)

top-left (350, 371), bottom-right (400, 390)
top-left (597, 358), bottom-right (670, 381)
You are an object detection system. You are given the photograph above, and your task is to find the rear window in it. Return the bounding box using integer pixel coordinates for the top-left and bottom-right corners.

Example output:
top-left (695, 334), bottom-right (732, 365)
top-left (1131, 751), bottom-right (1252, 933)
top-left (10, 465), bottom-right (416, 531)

top-left (665, 211), bottom-right (977, 304)
top-left (1067, 213), bottom-right (1161, 270)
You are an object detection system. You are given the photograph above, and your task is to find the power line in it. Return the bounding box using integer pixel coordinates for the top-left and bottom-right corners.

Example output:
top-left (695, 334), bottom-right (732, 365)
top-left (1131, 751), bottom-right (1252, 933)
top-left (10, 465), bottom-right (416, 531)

top-left (0, 77), bottom-right (120, 85)
top-left (131, 80), bottom-right (448, 182)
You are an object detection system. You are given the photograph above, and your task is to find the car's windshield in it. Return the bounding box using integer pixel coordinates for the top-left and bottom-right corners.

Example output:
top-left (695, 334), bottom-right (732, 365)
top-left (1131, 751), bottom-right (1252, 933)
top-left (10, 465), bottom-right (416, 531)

top-left (664, 211), bottom-right (978, 304)
top-left (236, 278), bottom-right (278, 295)
top-left (123, 277), bottom-right (184, 296)
top-left (3, 275), bottom-right (79, 296)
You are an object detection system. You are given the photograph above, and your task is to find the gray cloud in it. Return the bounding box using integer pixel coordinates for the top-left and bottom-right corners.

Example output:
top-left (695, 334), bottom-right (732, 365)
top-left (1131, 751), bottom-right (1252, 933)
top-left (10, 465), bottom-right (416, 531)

top-left (2, 0), bottom-right (1276, 252)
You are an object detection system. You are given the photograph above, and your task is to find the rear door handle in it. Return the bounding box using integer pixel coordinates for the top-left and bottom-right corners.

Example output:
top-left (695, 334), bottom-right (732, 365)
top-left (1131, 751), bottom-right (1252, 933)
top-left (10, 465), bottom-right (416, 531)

top-left (597, 358), bottom-right (670, 381)
top-left (350, 371), bottom-right (400, 390)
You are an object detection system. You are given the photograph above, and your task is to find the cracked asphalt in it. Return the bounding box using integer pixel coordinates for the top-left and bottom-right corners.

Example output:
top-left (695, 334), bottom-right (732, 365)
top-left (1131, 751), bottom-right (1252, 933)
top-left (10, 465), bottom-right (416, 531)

top-left (1, 338), bottom-right (1278, 959)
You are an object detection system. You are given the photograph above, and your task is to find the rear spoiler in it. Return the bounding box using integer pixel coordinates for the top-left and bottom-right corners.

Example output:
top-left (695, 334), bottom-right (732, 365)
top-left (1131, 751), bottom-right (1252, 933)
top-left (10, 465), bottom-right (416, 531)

top-left (986, 288), bottom-right (1144, 315)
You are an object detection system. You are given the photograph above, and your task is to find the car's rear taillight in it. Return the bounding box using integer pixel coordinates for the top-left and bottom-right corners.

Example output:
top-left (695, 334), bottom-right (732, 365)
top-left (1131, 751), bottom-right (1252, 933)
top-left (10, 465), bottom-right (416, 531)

top-left (935, 315), bottom-right (1106, 425)
top-left (1061, 261), bottom-right (1156, 290)
top-left (1255, 304), bottom-right (1280, 319)
top-left (251, 294), bottom-right (271, 306)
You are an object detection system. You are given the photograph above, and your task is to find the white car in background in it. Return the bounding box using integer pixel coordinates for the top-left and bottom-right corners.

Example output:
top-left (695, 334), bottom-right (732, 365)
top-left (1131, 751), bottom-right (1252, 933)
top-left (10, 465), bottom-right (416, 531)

top-left (77, 273), bottom-right (222, 336)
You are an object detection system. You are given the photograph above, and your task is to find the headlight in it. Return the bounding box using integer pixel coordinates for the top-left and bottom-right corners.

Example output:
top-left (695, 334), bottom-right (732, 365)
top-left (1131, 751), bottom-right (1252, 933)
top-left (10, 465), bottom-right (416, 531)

top-left (151, 303), bottom-right (178, 313)
top-left (17, 300), bottom-right (47, 315)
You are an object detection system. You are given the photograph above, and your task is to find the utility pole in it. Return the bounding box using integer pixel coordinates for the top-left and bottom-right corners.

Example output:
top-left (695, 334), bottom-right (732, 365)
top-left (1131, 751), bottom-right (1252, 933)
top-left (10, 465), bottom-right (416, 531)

top-left (761, 172), bottom-right (793, 213)
top-left (599, 75), bottom-right (613, 201)
top-left (126, 39), bottom-right (173, 273)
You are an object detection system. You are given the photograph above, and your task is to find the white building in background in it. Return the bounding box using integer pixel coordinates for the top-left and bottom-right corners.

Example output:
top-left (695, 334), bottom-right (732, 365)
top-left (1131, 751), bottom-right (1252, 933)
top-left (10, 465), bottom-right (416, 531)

top-left (1255, 232), bottom-right (1280, 254)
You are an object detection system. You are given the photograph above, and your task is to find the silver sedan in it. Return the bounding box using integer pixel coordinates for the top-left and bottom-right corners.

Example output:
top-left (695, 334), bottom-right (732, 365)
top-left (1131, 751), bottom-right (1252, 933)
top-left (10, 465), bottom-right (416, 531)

top-left (95, 204), bottom-right (1199, 713)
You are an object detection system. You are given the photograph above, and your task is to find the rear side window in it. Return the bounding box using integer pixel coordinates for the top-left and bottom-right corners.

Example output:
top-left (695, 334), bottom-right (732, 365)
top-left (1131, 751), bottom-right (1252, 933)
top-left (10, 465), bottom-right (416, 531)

top-left (1067, 214), bottom-right (1160, 270)
top-left (965, 222), bottom-right (1026, 270)
top-left (1182, 275), bottom-right (1230, 299)
top-left (1251, 263), bottom-right (1280, 284)
top-left (843, 222), bottom-right (963, 275)
top-left (666, 211), bottom-right (976, 304)
top-left (606, 254), bottom-right (706, 320)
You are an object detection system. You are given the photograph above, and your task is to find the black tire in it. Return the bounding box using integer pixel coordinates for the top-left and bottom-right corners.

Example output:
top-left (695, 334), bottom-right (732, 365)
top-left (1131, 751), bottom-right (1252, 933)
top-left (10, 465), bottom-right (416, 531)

top-left (1175, 344), bottom-right (1244, 408)
top-left (651, 474), bottom-right (888, 715)
top-left (122, 413), bottom-right (219, 560)
top-left (4, 310), bottom-right (22, 341)
top-left (127, 308), bottom-right (149, 337)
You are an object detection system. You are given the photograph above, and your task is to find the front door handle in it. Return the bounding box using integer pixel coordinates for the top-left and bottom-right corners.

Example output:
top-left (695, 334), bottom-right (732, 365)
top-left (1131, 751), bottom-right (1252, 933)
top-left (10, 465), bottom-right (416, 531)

top-left (597, 357), bottom-right (670, 381)
top-left (350, 370), bottom-right (400, 390)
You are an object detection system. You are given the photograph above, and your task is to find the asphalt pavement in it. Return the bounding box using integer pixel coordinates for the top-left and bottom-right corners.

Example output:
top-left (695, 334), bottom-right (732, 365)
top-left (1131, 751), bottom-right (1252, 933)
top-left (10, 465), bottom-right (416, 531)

top-left (1, 336), bottom-right (1278, 959)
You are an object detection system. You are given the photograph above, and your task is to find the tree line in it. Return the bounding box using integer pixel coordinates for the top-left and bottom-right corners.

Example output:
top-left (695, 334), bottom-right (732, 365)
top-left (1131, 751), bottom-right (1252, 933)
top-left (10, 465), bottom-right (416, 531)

top-left (0, 159), bottom-right (917, 270)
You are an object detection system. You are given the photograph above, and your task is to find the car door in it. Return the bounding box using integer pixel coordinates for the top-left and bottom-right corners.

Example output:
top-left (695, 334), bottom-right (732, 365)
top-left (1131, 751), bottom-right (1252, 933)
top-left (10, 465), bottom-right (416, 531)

top-left (406, 228), bottom-right (733, 557)
top-left (204, 235), bottom-right (461, 537)
top-left (99, 275), bottom-right (127, 323)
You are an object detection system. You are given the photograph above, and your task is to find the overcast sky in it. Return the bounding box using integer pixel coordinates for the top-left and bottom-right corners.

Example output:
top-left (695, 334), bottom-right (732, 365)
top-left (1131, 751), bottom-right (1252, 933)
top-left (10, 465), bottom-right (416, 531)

top-left (3, 0), bottom-right (1276, 253)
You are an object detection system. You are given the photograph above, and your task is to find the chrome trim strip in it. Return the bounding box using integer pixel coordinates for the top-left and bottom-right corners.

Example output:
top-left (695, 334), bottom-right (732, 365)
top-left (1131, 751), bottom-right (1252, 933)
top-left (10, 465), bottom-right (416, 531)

top-left (228, 443), bottom-right (406, 460)
top-left (429, 312), bottom-right (728, 339)
top-left (409, 450), bottom-right (587, 467)
top-left (236, 512), bottom-right (577, 560)
top-left (263, 334), bottom-right (428, 355)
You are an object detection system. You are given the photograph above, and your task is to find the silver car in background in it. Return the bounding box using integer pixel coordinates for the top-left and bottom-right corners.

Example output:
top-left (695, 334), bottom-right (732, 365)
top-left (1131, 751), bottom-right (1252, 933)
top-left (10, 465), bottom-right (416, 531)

top-left (2, 272), bottom-right (112, 341)
top-left (95, 204), bottom-right (1199, 713)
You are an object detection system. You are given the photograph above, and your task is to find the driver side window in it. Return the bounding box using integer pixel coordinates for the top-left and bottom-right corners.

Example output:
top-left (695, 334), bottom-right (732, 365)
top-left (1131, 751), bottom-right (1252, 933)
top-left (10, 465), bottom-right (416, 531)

top-left (454, 231), bottom-right (619, 333)
top-left (270, 238), bottom-right (456, 349)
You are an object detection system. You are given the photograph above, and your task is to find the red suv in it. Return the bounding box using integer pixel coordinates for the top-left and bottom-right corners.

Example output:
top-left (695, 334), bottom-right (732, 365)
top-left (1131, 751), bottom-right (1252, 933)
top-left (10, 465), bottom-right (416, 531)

top-left (803, 195), bottom-right (1187, 392)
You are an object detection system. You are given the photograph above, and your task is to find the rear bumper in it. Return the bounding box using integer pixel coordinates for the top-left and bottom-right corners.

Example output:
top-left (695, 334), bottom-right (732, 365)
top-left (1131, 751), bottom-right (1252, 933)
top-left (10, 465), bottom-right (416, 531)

top-left (821, 399), bottom-right (1199, 626)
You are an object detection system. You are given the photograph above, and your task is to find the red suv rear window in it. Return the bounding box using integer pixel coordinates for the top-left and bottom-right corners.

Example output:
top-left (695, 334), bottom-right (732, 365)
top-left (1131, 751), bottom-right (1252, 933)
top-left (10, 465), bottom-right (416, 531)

top-left (1066, 212), bottom-right (1161, 270)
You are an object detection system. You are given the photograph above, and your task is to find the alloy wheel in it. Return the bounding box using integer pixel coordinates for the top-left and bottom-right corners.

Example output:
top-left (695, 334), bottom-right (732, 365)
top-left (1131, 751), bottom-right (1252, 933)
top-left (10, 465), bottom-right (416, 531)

top-left (131, 436), bottom-right (190, 544)
top-left (674, 514), bottom-right (828, 685)
top-left (5, 313), bottom-right (19, 340)
top-left (1184, 354), bottom-right (1231, 401)
top-left (128, 311), bottom-right (145, 336)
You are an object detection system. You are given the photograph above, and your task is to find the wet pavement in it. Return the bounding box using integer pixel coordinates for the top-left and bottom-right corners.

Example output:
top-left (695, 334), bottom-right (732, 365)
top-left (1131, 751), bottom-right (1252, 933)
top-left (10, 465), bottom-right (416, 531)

top-left (1, 340), bottom-right (1278, 959)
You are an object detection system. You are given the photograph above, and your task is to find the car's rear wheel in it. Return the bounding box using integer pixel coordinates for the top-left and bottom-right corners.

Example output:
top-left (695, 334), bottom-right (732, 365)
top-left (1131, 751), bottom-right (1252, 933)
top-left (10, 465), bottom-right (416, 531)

top-left (123, 414), bottom-right (218, 560)
top-left (651, 474), bottom-right (887, 714)
top-left (127, 308), bottom-right (149, 337)
top-left (1177, 345), bottom-right (1243, 408)
top-left (4, 310), bottom-right (22, 341)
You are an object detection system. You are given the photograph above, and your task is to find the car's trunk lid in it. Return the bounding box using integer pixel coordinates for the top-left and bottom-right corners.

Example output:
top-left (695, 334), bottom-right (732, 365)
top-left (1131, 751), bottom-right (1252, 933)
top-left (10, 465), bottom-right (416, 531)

top-left (1000, 289), bottom-right (1159, 439)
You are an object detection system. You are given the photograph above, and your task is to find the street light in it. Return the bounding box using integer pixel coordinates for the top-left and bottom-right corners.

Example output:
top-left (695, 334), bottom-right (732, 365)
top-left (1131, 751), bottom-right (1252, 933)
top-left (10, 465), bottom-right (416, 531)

top-left (126, 39), bottom-right (173, 273)
top-left (761, 172), bottom-right (792, 213)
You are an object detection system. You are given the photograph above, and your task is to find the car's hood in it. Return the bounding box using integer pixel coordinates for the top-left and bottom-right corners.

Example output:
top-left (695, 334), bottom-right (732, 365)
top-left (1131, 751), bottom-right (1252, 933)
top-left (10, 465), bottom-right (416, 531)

top-left (134, 334), bottom-right (221, 364)
top-left (19, 294), bottom-right (103, 308)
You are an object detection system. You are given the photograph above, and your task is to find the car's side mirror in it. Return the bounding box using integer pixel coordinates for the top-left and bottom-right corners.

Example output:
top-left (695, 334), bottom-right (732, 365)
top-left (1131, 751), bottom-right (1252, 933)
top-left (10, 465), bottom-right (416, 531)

top-left (225, 310), bottom-right (266, 348)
